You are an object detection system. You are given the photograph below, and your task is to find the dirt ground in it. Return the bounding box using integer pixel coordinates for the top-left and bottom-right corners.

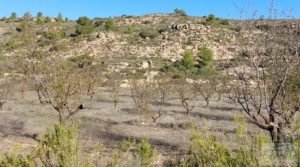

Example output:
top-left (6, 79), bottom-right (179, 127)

top-left (0, 87), bottom-right (263, 164)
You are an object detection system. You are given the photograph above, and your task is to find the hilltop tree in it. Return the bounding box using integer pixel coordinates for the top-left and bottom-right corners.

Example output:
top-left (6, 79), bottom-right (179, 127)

top-left (37, 11), bottom-right (43, 18)
top-left (10, 12), bottom-right (17, 19)
top-left (36, 12), bottom-right (44, 24)
top-left (56, 13), bottom-right (63, 22)
top-left (173, 8), bottom-right (187, 17)
top-left (23, 11), bottom-right (32, 20)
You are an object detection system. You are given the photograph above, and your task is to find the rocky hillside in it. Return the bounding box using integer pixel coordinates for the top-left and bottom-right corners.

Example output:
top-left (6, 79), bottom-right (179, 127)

top-left (0, 14), bottom-right (299, 77)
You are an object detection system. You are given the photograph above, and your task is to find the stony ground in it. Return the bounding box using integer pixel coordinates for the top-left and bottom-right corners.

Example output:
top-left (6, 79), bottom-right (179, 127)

top-left (0, 87), bottom-right (263, 164)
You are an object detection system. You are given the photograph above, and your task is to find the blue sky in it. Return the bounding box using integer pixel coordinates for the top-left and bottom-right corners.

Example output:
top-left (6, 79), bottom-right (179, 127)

top-left (0, 0), bottom-right (299, 20)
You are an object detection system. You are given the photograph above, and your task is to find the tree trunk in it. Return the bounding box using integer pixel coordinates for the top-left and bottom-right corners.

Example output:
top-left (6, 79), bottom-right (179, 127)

top-left (114, 100), bottom-right (117, 110)
top-left (59, 114), bottom-right (63, 125)
top-left (270, 126), bottom-right (294, 167)
top-left (57, 109), bottom-right (65, 125)
top-left (217, 92), bottom-right (222, 101)
top-left (205, 99), bottom-right (210, 108)
top-left (0, 101), bottom-right (5, 110)
top-left (37, 90), bottom-right (43, 104)
top-left (21, 89), bottom-right (24, 100)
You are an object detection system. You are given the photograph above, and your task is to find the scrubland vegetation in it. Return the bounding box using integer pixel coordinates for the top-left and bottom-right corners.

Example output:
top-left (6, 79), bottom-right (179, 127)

top-left (0, 9), bottom-right (299, 167)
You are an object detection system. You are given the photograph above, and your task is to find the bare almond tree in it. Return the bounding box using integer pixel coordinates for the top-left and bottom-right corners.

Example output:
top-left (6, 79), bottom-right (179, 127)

top-left (23, 55), bottom-right (101, 124)
top-left (193, 80), bottom-right (215, 108)
top-left (107, 72), bottom-right (122, 110)
top-left (173, 79), bottom-right (196, 116)
top-left (156, 75), bottom-right (171, 104)
top-left (214, 76), bottom-right (227, 101)
top-left (130, 78), bottom-right (164, 123)
top-left (0, 80), bottom-right (11, 110)
top-left (228, 20), bottom-right (300, 162)
top-left (194, 70), bottom-right (223, 108)
top-left (0, 66), bottom-right (15, 110)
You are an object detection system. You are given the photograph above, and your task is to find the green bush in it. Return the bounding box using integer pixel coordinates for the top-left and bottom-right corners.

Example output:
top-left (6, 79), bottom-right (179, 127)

top-left (182, 119), bottom-right (260, 167)
top-left (204, 15), bottom-right (233, 28)
top-left (256, 24), bottom-right (272, 31)
top-left (181, 50), bottom-right (195, 69)
top-left (104, 18), bottom-right (118, 31)
top-left (158, 27), bottom-right (168, 34)
top-left (44, 17), bottom-right (52, 23)
top-left (198, 66), bottom-right (218, 79)
top-left (126, 26), bottom-right (134, 34)
top-left (142, 20), bottom-right (152, 24)
top-left (233, 115), bottom-right (267, 166)
top-left (16, 21), bottom-right (29, 33)
top-left (108, 139), bottom-right (157, 167)
top-left (5, 38), bottom-right (17, 50)
top-left (68, 54), bottom-right (95, 68)
top-left (160, 50), bottom-right (201, 78)
top-left (207, 14), bottom-right (217, 22)
top-left (34, 123), bottom-right (93, 167)
top-left (234, 26), bottom-right (241, 32)
top-left (137, 139), bottom-right (157, 167)
top-left (127, 36), bottom-right (138, 45)
top-left (94, 19), bottom-right (105, 27)
top-left (44, 29), bottom-right (65, 40)
top-left (139, 30), bottom-right (158, 39)
top-left (219, 19), bottom-right (230, 25)
top-left (197, 46), bottom-right (214, 67)
top-left (161, 48), bottom-right (216, 78)
top-left (0, 149), bottom-right (35, 167)
top-left (75, 16), bottom-right (94, 35)
top-left (183, 129), bottom-right (232, 166)
top-left (49, 44), bottom-right (67, 52)
top-left (36, 17), bottom-right (44, 24)
top-left (0, 123), bottom-right (96, 167)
